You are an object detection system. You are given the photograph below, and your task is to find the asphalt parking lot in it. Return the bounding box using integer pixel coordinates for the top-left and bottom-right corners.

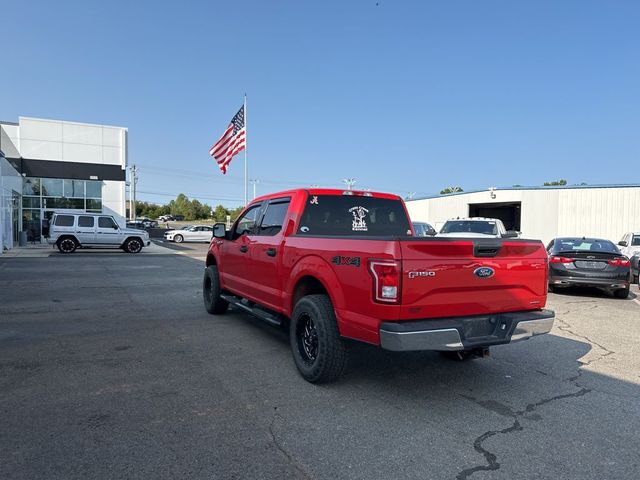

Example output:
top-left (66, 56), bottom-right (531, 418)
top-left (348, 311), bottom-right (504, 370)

top-left (1, 250), bottom-right (639, 480)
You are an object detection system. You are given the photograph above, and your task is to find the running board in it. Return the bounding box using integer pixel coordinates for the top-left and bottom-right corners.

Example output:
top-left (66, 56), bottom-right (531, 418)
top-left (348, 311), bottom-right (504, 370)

top-left (220, 294), bottom-right (283, 327)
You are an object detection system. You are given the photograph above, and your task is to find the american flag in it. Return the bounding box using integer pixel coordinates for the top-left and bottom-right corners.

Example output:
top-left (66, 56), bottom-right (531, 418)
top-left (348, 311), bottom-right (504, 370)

top-left (209, 106), bottom-right (246, 174)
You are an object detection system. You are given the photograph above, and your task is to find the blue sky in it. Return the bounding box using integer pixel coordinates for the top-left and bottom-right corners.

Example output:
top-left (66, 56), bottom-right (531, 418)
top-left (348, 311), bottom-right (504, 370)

top-left (2, 1), bottom-right (638, 206)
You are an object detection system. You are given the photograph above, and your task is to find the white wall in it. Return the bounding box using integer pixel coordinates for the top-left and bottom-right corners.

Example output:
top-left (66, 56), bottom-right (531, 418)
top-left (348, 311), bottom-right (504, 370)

top-left (406, 187), bottom-right (640, 245)
top-left (102, 180), bottom-right (127, 225)
top-left (17, 117), bottom-right (127, 167)
top-left (0, 157), bottom-right (22, 253)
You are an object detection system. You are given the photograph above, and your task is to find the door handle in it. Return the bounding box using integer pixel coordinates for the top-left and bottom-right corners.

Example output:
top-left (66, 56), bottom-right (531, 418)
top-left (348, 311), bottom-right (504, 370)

top-left (266, 248), bottom-right (277, 257)
top-left (239, 245), bottom-right (248, 253)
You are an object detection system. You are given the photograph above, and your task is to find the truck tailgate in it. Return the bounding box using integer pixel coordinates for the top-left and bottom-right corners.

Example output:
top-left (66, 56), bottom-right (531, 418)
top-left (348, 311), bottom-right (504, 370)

top-left (399, 239), bottom-right (548, 320)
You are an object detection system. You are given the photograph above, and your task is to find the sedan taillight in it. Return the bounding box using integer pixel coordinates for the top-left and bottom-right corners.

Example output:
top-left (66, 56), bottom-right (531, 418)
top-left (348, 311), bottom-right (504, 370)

top-left (608, 258), bottom-right (631, 267)
top-left (368, 260), bottom-right (401, 303)
top-left (550, 256), bottom-right (573, 264)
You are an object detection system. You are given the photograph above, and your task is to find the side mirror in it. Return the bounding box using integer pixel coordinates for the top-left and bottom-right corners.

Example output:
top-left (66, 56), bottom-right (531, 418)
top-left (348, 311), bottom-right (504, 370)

top-left (113, 225), bottom-right (119, 230)
top-left (618, 241), bottom-right (628, 247)
top-left (427, 228), bottom-right (437, 236)
top-left (213, 223), bottom-right (226, 239)
top-left (502, 231), bottom-right (519, 238)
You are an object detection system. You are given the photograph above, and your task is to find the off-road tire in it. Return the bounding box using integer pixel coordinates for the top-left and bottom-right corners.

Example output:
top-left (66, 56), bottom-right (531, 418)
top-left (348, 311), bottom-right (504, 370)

top-left (614, 287), bottom-right (629, 299)
top-left (124, 238), bottom-right (143, 254)
top-left (203, 265), bottom-right (229, 314)
top-left (174, 234), bottom-right (184, 243)
top-left (57, 237), bottom-right (78, 254)
top-left (290, 294), bottom-right (347, 383)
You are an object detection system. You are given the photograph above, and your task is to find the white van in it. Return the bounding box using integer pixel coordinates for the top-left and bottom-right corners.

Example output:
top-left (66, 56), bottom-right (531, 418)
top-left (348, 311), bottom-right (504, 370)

top-left (47, 213), bottom-right (150, 254)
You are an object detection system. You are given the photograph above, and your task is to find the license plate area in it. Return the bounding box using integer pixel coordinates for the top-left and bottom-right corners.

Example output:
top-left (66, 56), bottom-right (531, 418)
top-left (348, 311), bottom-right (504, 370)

top-left (575, 260), bottom-right (606, 270)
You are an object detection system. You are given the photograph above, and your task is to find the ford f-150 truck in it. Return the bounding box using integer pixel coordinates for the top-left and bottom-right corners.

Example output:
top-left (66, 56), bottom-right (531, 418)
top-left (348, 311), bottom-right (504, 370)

top-left (202, 189), bottom-right (554, 383)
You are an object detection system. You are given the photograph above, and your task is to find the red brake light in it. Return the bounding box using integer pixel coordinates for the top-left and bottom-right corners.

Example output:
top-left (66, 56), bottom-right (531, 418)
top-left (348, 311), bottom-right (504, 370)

top-left (608, 258), bottom-right (630, 267)
top-left (368, 260), bottom-right (401, 303)
top-left (550, 256), bottom-right (573, 264)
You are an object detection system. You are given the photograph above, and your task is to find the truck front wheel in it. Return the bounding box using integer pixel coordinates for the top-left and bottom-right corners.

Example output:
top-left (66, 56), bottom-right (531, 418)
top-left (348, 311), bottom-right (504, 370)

top-left (203, 265), bottom-right (229, 314)
top-left (290, 294), bottom-right (347, 383)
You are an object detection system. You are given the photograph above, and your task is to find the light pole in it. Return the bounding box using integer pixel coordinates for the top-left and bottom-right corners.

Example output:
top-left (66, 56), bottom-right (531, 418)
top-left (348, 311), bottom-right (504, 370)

top-left (249, 179), bottom-right (259, 199)
top-left (342, 178), bottom-right (356, 190)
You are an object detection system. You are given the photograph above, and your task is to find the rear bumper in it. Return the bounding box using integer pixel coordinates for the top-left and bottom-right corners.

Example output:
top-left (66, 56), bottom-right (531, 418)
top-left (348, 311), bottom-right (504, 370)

top-left (549, 275), bottom-right (629, 289)
top-left (379, 309), bottom-right (554, 352)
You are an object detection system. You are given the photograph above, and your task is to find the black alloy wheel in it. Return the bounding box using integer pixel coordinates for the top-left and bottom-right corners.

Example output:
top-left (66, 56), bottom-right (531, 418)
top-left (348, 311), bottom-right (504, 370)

top-left (297, 314), bottom-right (319, 365)
top-left (57, 238), bottom-right (77, 254)
top-left (125, 238), bottom-right (143, 254)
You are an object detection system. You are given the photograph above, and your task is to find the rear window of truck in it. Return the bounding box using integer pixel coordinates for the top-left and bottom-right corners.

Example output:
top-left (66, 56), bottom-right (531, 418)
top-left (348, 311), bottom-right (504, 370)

top-left (297, 195), bottom-right (411, 236)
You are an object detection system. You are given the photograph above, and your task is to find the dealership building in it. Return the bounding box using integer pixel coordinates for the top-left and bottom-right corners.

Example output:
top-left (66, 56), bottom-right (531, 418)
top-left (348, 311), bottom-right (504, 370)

top-left (406, 185), bottom-right (640, 246)
top-left (0, 116), bottom-right (127, 253)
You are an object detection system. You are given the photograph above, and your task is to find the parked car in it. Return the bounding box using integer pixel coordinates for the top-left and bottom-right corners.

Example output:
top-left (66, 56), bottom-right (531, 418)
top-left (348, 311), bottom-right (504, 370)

top-left (546, 237), bottom-right (631, 298)
top-left (164, 225), bottom-right (213, 243)
top-left (412, 221), bottom-right (437, 236)
top-left (630, 254), bottom-right (640, 284)
top-left (126, 221), bottom-right (147, 230)
top-left (202, 188), bottom-right (554, 383)
top-left (158, 215), bottom-right (174, 222)
top-left (436, 217), bottom-right (518, 238)
top-left (47, 213), bottom-right (150, 254)
top-left (617, 232), bottom-right (640, 281)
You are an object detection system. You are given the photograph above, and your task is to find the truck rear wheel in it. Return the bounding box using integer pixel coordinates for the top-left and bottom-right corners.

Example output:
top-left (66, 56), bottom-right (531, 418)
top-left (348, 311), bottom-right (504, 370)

top-left (290, 294), bottom-right (347, 383)
top-left (203, 265), bottom-right (229, 314)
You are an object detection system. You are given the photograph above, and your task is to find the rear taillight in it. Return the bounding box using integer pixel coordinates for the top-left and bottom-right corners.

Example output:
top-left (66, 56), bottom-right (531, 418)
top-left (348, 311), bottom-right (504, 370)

top-left (608, 258), bottom-right (631, 267)
top-left (550, 256), bottom-right (573, 264)
top-left (368, 260), bottom-right (401, 303)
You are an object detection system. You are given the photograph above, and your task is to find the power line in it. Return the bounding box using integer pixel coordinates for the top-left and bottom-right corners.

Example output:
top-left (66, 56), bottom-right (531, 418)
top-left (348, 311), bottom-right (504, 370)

top-left (136, 190), bottom-right (243, 202)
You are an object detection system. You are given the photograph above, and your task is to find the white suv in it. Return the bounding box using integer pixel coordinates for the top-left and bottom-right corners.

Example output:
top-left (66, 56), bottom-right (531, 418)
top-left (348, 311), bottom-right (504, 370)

top-left (47, 213), bottom-right (150, 254)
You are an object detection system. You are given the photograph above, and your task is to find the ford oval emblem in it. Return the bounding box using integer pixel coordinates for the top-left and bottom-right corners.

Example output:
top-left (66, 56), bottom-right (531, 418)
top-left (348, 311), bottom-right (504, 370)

top-left (474, 267), bottom-right (495, 279)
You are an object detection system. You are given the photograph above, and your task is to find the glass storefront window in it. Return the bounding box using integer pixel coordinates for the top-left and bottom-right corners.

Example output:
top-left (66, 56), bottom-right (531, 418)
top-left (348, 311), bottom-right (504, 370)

top-left (41, 178), bottom-right (63, 197)
top-left (86, 181), bottom-right (102, 198)
top-left (63, 179), bottom-right (85, 198)
top-left (23, 196), bottom-right (41, 209)
top-left (22, 209), bottom-right (41, 242)
top-left (86, 199), bottom-right (102, 212)
top-left (23, 178), bottom-right (41, 196)
top-left (43, 197), bottom-right (85, 209)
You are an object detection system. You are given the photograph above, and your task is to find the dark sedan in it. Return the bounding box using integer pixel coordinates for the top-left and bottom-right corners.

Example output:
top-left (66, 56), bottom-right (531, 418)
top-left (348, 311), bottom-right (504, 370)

top-left (546, 237), bottom-right (631, 298)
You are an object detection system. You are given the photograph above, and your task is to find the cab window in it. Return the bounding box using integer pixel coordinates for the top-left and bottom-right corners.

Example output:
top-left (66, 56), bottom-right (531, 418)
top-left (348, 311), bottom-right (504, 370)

top-left (233, 204), bottom-right (262, 238)
top-left (98, 217), bottom-right (117, 229)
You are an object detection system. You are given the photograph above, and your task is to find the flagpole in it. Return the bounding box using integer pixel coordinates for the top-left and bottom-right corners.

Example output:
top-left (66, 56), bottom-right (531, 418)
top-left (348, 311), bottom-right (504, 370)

top-left (244, 94), bottom-right (248, 206)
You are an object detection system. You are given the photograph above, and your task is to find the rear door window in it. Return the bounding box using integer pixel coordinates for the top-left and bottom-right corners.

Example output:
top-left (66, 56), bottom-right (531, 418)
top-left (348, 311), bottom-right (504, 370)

top-left (78, 216), bottom-right (95, 228)
top-left (258, 200), bottom-right (290, 236)
top-left (297, 195), bottom-right (410, 236)
top-left (54, 215), bottom-right (74, 227)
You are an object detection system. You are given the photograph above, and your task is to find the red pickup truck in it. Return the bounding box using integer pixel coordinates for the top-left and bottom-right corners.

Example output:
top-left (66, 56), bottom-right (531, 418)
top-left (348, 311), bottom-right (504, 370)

top-left (203, 188), bottom-right (554, 383)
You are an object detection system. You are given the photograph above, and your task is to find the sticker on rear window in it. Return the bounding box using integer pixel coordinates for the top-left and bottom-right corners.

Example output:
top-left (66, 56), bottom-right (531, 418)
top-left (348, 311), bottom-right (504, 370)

top-left (349, 206), bottom-right (369, 232)
top-left (310, 196), bottom-right (318, 205)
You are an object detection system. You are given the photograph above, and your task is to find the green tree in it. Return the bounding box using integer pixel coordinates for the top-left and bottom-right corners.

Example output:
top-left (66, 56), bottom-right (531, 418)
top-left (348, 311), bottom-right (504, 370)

top-left (440, 186), bottom-right (463, 195)
top-left (214, 204), bottom-right (229, 221)
top-left (543, 179), bottom-right (567, 186)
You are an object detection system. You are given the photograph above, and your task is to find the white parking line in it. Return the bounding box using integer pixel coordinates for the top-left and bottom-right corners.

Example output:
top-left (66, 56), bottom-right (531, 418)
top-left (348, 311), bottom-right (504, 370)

top-left (633, 298), bottom-right (640, 307)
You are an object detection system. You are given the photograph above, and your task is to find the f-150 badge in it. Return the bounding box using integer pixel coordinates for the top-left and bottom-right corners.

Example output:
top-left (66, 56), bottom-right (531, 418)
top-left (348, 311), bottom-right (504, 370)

top-left (407, 270), bottom-right (436, 279)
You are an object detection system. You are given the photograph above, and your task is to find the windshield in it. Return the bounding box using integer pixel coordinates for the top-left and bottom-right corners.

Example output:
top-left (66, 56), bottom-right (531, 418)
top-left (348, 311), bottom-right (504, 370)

top-left (632, 235), bottom-right (640, 246)
top-left (440, 220), bottom-right (497, 235)
top-left (554, 239), bottom-right (619, 253)
top-left (297, 195), bottom-right (411, 236)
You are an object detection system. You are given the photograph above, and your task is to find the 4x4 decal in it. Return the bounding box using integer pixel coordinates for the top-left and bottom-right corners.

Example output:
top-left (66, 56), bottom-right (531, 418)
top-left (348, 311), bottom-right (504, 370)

top-left (331, 256), bottom-right (361, 267)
